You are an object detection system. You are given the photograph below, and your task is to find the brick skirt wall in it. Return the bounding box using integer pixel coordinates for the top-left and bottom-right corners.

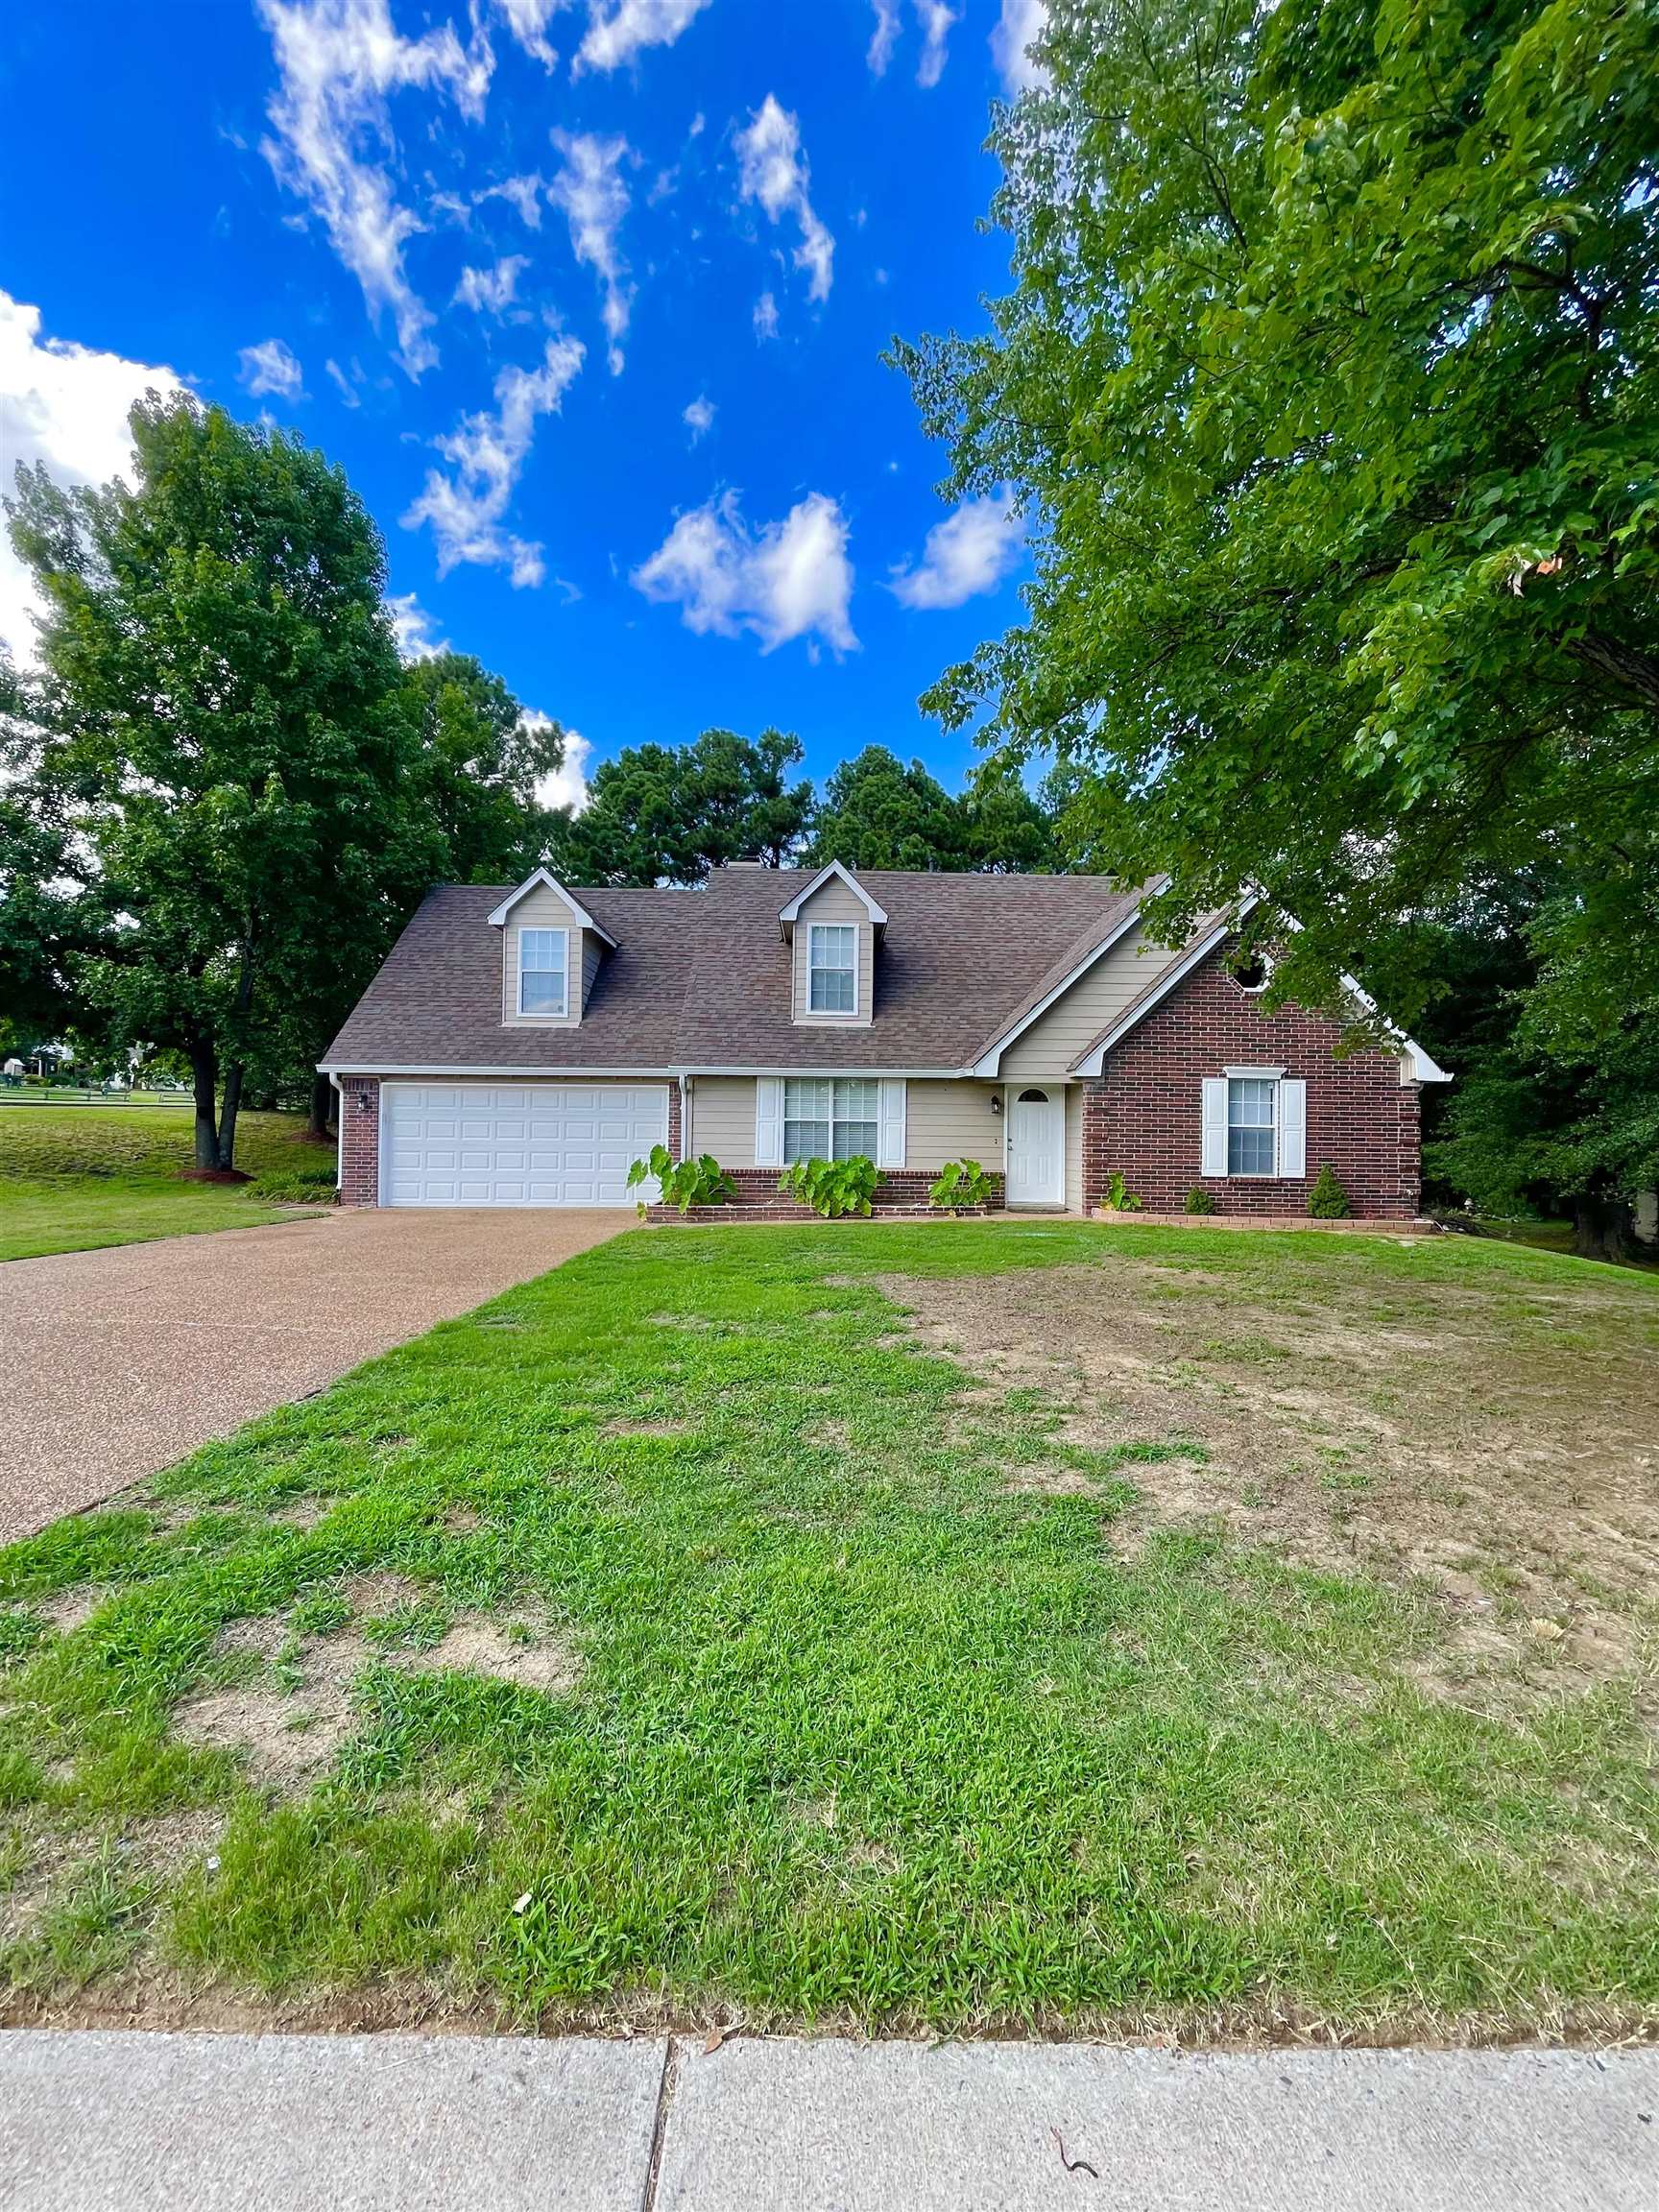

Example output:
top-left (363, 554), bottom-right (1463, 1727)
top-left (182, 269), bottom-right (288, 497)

top-left (1081, 948), bottom-right (1422, 1219)
top-left (337, 1075), bottom-right (380, 1207)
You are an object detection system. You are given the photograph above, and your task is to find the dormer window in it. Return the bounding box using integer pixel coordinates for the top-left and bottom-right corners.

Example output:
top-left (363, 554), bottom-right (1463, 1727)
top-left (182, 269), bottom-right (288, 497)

top-left (808, 925), bottom-right (857, 1015)
top-left (518, 927), bottom-right (567, 1017)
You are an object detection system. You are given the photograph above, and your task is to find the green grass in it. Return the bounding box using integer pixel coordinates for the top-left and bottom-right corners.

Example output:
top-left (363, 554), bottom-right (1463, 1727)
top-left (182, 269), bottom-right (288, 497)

top-left (0, 1106), bottom-right (331, 1262)
top-left (2, 1220), bottom-right (1654, 2036)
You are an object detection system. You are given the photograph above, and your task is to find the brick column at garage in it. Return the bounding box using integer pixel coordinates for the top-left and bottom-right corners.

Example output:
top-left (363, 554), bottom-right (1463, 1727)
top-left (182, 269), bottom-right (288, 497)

top-left (667, 1079), bottom-right (683, 1163)
top-left (337, 1076), bottom-right (381, 1207)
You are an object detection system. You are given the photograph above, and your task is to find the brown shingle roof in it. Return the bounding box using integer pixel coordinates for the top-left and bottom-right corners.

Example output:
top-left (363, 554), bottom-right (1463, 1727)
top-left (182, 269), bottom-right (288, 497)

top-left (322, 867), bottom-right (1146, 1072)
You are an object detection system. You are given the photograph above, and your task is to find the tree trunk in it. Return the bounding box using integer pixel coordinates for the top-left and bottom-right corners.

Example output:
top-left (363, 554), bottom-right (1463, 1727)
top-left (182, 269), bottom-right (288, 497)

top-left (1572, 1192), bottom-right (1637, 1263)
top-left (189, 1042), bottom-right (220, 1169)
top-left (308, 1071), bottom-right (334, 1140)
top-left (217, 1059), bottom-right (245, 1173)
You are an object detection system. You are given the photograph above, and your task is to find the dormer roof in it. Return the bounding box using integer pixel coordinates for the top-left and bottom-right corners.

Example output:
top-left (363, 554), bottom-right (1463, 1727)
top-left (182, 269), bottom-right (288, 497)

top-left (777, 859), bottom-right (888, 933)
top-left (484, 868), bottom-right (618, 948)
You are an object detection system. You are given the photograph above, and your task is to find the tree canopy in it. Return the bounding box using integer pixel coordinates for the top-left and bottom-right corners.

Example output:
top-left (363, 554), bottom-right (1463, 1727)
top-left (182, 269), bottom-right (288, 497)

top-left (548, 727), bottom-right (813, 885)
top-left (805, 745), bottom-right (1060, 872)
top-left (895, 0), bottom-right (1659, 1236)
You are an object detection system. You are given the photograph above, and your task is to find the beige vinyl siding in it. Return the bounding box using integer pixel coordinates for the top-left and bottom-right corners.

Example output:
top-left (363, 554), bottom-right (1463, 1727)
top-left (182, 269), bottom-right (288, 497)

top-left (791, 878), bottom-right (874, 1026)
top-left (905, 1079), bottom-right (1001, 1172)
top-left (501, 882), bottom-right (583, 1028)
top-left (1065, 1082), bottom-right (1084, 1214)
top-left (1000, 920), bottom-right (1170, 1076)
top-left (688, 1076), bottom-right (758, 1166)
top-left (688, 1076), bottom-right (1000, 1174)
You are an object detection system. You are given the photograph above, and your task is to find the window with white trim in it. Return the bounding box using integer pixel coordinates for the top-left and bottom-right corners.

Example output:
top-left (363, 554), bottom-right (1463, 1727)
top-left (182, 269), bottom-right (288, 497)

top-left (808, 924), bottom-right (856, 1014)
top-left (783, 1076), bottom-right (878, 1162)
top-left (1227, 1076), bottom-right (1277, 1175)
top-left (518, 927), bottom-right (567, 1016)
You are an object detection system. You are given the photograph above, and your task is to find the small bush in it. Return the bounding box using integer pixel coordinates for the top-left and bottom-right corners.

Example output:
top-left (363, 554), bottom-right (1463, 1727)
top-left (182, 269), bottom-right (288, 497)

top-left (778, 1156), bottom-right (878, 1218)
top-left (245, 1161), bottom-right (338, 1204)
top-left (928, 1159), bottom-right (993, 1211)
top-left (1308, 1164), bottom-right (1352, 1218)
top-left (1184, 1187), bottom-right (1216, 1214)
top-left (1101, 1170), bottom-right (1142, 1213)
top-left (627, 1146), bottom-right (737, 1217)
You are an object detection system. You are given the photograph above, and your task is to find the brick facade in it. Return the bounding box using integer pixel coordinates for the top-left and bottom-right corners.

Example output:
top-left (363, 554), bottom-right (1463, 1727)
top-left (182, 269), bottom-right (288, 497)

top-left (337, 1075), bottom-right (381, 1207)
top-left (1080, 947), bottom-right (1422, 1218)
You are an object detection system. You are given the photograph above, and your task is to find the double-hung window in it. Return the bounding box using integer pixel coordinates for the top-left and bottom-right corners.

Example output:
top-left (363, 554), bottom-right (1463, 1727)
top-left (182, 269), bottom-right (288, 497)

top-left (783, 1077), bottom-right (878, 1163)
top-left (518, 927), bottom-right (567, 1017)
top-left (808, 924), bottom-right (856, 1014)
top-left (1226, 1075), bottom-right (1277, 1176)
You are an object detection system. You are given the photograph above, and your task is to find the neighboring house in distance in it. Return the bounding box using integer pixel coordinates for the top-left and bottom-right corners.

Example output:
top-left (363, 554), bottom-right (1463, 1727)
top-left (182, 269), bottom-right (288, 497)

top-left (321, 861), bottom-right (1449, 1217)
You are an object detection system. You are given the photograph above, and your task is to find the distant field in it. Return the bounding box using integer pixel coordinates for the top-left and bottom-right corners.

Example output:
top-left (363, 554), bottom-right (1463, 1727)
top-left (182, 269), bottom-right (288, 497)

top-left (0, 1106), bottom-right (332, 1263)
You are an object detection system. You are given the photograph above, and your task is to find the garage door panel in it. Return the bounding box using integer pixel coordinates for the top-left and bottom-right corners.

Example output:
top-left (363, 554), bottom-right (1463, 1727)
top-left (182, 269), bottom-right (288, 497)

top-left (381, 1082), bottom-right (665, 1208)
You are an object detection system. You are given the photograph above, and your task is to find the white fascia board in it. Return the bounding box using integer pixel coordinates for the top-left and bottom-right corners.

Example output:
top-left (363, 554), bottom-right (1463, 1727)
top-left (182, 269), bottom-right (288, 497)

top-left (484, 869), bottom-right (618, 947)
top-left (1070, 922), bottom-right (1238, 1074)
top-left (777, 860), bottom-right (888, 929)
top-left (676, 1064), bottom-right (967, 1079)
top-left (971, 905), bottom-right (1147, 1076)
top-left (318, 1062), bottom-right (672, 1078)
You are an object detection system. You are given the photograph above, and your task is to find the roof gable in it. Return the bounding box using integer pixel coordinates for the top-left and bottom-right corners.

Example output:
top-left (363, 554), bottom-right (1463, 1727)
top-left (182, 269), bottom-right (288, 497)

top-left (777, 860), bottom-right (888, 928)
top-left (484, 869), bottom-right (618, 948)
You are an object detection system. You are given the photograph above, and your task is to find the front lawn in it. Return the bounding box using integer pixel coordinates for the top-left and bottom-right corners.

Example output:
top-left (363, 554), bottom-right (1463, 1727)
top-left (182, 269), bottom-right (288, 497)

top-left (0, 1106), bottom-right (333, 1262)
top-left (1, 1223), bottom-right (1655, 2039)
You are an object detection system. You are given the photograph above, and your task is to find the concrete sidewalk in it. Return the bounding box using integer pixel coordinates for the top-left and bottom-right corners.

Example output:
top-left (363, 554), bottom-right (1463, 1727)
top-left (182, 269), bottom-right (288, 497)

top-left (2, 2031), bottom-right (1653, 2210)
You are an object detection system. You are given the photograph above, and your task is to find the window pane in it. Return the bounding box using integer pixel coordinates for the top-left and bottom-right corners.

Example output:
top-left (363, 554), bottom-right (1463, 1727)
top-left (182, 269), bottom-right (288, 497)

top-left (784, 1078), bottom-right (831, 1120)
top-left (1228, 1125), bottom-right (1276, 1175)
top-left (784, 1118), bottom-right (830, 1163)
top-left (520, 972), bottom-right (565, 1014)
top-left (520, 929), bottom-right (562, 971)
top-left (833, 1078), bottom-right (879, 1119)
top-left (810, 926), bottom-right (854, 968)
top-left (808, 926), bottom-right (855, 1013)
top-left (810, 965), bottom-right (855, 1012)
top-left (833, 1120), bottom-right (878, 1162)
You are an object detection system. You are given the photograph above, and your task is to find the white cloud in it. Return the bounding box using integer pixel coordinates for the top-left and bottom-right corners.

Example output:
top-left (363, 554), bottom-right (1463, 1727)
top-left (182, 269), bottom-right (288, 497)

top-left (256, 0), bottom-right (493, 380)
top-left (868, 0), bottom-right (954, 85)
top-left (0, 291), bottom-right (182, 662)
top-left (325, 357), bottom-right (361, 406)
top-left (914, 0), bottom-right (956, 86)
top-left (454, 255), bottom-right (529, 313)
top-left (735, 96), bottom-right (833, 304)
top-left (549, 131), bottom-right (634, 374)
top-left (682, 394), bottom-right (715, 442)
top-left (492, 0), bottom-right (564, 67)
top-left (386, 589), bottom-right (449, 659)
top-left (890, 490), bottom-right (1023, 610)
top-left (753, 290), bottom-right (779, 342)
top-left (573, 0), bottom-right (711, 75)
top-left (237, 337), bottom-right (305, 400)
top-left (991, 0), bottom-right (1046, 93)
top-left (479, 172), bottom-right (546, 228)
top-left (867, 0), bottom-right (900, 73)
top-left (530, 713), bottom-right (591, 811)
top-left (633, 490), bottom-right (857, 657)
top-left (402, 334), bottom-right (585, 585)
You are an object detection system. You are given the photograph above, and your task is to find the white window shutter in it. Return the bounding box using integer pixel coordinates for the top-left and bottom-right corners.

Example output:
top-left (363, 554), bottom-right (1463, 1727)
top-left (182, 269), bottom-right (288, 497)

top-left (878, 1078), bottom-right (906, 1170)
top-left (1278, 1078), bottom-right (1307, 1178)
top-left (755, 1076), bottom-right (784, 1167)
top-left (1201, 1078), bottom-right (1228, 1176)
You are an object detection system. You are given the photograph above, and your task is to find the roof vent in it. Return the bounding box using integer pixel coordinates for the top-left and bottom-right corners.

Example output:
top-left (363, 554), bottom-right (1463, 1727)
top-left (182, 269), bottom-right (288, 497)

top-left (725, 856), bottom-right (768, 869)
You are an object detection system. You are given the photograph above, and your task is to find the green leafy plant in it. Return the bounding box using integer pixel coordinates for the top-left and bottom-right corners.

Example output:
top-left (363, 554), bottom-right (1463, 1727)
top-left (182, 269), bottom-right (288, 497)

top-left (1184, 1187), bottom-right (1216, 1215)
top-left (777, 1155), bottom-right (878, 1218)
top-left (928, 1158), bottom-right (994, 1212)
top-left (1101, 1171), bottom-right (1142, 1214)
top-left (1308, 1164), bottom-right (1352, 1219)
top-left (244, 1161), bottom-right (339, 1206)
top-left (627, 1146), bottom-right (737, 1218)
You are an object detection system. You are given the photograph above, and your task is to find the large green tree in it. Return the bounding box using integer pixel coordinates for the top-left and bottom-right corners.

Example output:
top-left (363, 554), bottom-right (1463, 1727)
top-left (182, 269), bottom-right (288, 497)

top-left (401, 652), bottom-right (565, 886)
top-left (550, 727), bottom-right (812, 885)
top-left (805, 745), bottom-right (1060, 871)
top-left (896, 0), bottom-right (1659, 1232)
top-left (4, 396), bottom-right (442, 1169)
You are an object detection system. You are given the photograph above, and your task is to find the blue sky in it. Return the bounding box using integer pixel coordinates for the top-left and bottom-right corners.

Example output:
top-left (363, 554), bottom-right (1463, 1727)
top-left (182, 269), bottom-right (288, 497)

top-left (0, 0), bottom-right (1045, 808)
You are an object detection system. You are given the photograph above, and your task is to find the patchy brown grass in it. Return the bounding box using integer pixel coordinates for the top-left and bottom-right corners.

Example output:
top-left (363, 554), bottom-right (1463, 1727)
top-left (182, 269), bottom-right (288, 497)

top-left (877, 1257), bottom-right (1659, 1715)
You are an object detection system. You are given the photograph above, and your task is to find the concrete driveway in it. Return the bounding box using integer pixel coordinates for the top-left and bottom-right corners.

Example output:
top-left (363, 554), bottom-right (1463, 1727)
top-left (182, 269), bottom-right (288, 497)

top-left (0, 1210), bottom-right (629, 1544)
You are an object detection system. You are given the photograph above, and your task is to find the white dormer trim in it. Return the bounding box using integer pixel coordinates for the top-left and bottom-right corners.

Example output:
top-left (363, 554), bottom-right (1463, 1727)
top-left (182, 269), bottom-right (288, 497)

top-left (778, 860), bottom-right (888, 932)
top-left (485, 868), bottom-right (617, 948)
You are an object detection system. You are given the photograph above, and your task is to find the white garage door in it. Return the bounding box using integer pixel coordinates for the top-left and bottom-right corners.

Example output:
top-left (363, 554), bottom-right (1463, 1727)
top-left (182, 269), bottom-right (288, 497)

top-left (380, 1083), bottom-right (667, 1208)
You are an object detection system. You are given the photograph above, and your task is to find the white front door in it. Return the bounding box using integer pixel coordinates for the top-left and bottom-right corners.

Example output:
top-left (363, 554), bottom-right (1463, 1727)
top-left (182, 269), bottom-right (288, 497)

top-left (1005, 1085), bottom-right (1064, 1207)
top-left (380, 1082), bottom-right (667, 1208)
